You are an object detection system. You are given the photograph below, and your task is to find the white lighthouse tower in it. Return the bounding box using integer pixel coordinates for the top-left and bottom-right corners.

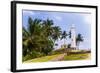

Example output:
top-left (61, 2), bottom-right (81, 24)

top-left (71, 24), bottom-right (76, 49)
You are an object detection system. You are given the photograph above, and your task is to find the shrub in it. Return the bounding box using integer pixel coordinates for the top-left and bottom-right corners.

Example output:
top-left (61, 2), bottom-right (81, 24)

top-left (23, 54), bottom-right (33, 62)
top-left (23, 50), bottom-right (45, 61)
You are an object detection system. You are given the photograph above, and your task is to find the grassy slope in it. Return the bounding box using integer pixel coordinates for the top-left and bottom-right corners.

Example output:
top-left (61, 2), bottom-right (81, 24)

top-left (24, 54), bottom-right (62, 63)
top-left (64, 53), bottom-right (90, 60)
top-left (24, 53), bottom-right (90, 63)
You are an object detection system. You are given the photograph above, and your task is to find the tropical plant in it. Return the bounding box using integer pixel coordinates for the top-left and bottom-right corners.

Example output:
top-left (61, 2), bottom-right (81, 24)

top-left (42, 19), bottom-right (54, 37)
top-left (52, 26), bottom-right (61, 41)
top-left (61, 31), bottom-right (68, 46)
top-left (23, 17), bottom-right (42, 56)
top-left (23, 17), bottom-right (62, 61)
top-left (60, 31), bottom-right (68, 53)
top-left (67, 44), bottom-right (71, 48)
top-left (76, 34), bottom-right (84, 49)
top-left (68, 30), bottom-right (71, 38)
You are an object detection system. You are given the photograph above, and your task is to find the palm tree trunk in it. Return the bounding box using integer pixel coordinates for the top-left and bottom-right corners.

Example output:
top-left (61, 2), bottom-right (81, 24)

top-left (64, 39), bottom-right (65, 45)
top-left (64, 39), bottom-right (67, 53)
top-left (77, 43), bottom-right (79, 50)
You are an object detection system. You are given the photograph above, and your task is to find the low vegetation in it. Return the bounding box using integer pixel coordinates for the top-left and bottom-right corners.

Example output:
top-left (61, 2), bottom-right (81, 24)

top-left (64, 53), bottom-right (89, 60)
top-left (24, 54), bottom-right (62, 63)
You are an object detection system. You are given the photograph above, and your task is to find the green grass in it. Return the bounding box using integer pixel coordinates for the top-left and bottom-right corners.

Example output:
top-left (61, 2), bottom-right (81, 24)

top-left (24, 54), bottom-right (62, 63)
top-left (23, 53), bottom-right (90, 63)
top-left (64, 53), bottom-right (89, 61)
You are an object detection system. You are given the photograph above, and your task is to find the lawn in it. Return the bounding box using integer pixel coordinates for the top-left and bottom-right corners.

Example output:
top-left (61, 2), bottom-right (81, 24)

top-left (24, 54), bottom-right (63, 63)
top-left (64, 53), bottom-right (90, 61)
top-left (23, 53), bottom-right (91, 63)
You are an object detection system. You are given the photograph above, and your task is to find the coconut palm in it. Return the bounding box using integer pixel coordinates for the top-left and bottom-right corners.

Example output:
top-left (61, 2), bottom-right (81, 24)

top-left (52, 26), bottom-right (61, 41)
top-left (23, 17), bottom-right (42, 56)
top-left (61, 31), bottom-right (68, 45)
top-left (23, 17), bottom-right (61, 57)
top-left (60, 31), bottom-right (68, 54)
top-left (42, 19), bottom-right (54, 37)
top-left (76, 34), bottom-right (84, 49)
top-left (68, 30), bottom-right (71, 38)
top-left (42, 19), bottom-right (61, 49)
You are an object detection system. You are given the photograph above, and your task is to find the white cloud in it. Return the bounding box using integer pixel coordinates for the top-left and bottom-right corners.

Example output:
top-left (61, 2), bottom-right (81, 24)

top-left (83, 14), bottom-right (92, 25)
top-left (54, 16), bottom-right (62, 21)
top-left (23, 11), bottom-right (35, 15)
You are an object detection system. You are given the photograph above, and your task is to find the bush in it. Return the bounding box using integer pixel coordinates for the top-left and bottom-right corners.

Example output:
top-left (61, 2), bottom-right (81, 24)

top-left (23, 54), bottom-right (33, 62)
top-left (23, 51), bottom-right (45, 62)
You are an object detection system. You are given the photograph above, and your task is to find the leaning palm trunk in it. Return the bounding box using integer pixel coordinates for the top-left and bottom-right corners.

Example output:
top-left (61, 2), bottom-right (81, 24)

top-left (76, 43), bottom-right (79, 50)
top-left (64, 39), bottom-right (65, 46)
top-left (64, 39), bottom-right (67, 55)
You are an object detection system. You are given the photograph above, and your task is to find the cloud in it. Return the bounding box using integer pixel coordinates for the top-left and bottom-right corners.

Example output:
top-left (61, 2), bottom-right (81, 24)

top-left (49, 13), bottom-right (63, 21)
top-left (23, 11), bottom-right (35, 15)
top-left (83, 14), bottom-right (91, 25)
top-left (54, 16), bottom-right (62, 21)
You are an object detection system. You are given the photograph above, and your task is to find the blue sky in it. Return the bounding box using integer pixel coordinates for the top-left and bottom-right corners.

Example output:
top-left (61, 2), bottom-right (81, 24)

top-left (22, 10), bottom-right (91, 50)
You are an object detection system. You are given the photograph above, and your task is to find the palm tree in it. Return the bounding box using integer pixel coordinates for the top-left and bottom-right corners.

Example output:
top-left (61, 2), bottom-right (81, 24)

top-left (23, 17), bottom-right (63, 59)
top-left (76, 34), bottom-right (84, 49)
top-left (61, 31), bottom-right (68, 52)
top-left (61, 31), bottom-right (68, 49)
top-left (68, 30), bottom-right (71, 38)
top-left (52, 26), bottom-right (61, 41)
top-left (42, 19), bottom-right (54, 37)
top-left (67, 44), bottom-right (71, 48)
top-left (23, 27), bottom-right (30, 56)
top-left (23, 17), bottom-right (60, 56)
top-left (23, 17), bottom-right (42, 56)
top-left (42, 19), bottom-right (61, 50)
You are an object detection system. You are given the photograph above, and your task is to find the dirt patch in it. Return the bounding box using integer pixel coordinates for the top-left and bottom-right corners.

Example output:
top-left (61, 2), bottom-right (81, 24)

top-left (50, 53), bottom-right (66, 61)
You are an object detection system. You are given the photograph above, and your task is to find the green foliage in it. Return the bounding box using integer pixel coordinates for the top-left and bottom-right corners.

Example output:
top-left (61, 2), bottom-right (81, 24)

top-left (23, 54), bottom-right (33, 62)
top-left (67, 44), bottom-right (71, 48)
top-left (76, 34), bottom-right (84, 49)
top-left (68, 31), bottom-right (71, 38)
top-left (23, 17), bottom-right (62, 61)
top-left (61, 31), bottom-right (68, 40)
top-left (61, 31), bottom-right (68, 49)
top-left (52, 48), bottom-right (65, 55)
top-left (23, 50), bottom-right (45, 61)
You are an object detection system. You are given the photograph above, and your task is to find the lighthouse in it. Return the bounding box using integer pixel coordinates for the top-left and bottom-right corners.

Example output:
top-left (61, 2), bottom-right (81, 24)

top-left (71, 24), bottom-right (76, 49)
